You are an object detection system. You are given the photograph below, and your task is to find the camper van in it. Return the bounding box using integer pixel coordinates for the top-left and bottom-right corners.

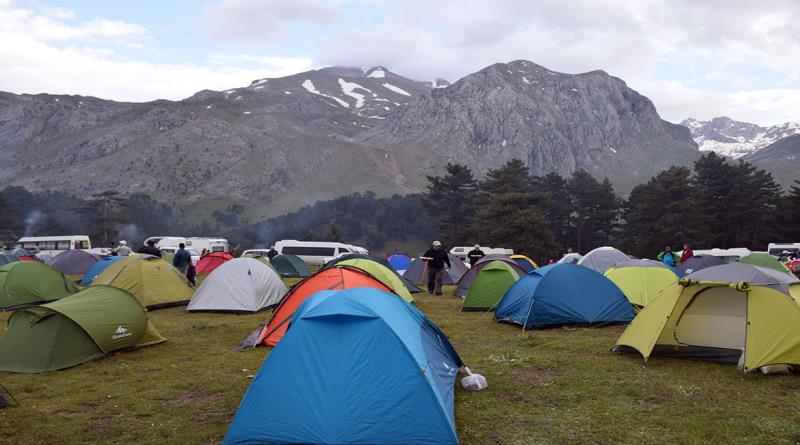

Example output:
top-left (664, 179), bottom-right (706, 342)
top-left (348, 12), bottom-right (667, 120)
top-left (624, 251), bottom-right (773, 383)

top-left (274, 240), bottom-right (368, 266)
top-left (768, 243), bottom-right (800, 257)
top-left (693, 247), bottom-right (751, 263)
top-left (16, 236), bottom-right (91, 257)
top-left (450, 246), bottom-right (514, 262)
top-left (143, 236), bottom-right (228, 253)
top-left (144, 236), bottom-right (187, 249)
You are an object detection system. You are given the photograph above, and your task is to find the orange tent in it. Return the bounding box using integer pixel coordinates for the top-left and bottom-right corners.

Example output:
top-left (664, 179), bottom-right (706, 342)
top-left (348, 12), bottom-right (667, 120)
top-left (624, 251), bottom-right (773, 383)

top-left (196, 252), bottom-right (234, 274)
top-left (257, 267), bottom-right (391, 346)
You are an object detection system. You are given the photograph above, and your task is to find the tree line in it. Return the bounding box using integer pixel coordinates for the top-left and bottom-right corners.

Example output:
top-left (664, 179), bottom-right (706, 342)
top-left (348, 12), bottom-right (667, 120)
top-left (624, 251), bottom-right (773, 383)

top-left (1, 151), bottom-right (799, 259)
top-left (424, 152), bottom-right (800, 262)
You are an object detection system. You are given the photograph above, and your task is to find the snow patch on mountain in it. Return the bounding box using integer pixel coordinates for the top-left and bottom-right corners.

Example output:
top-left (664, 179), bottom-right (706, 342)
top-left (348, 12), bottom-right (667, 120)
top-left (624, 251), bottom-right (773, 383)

top-left (338, 78), bottom-right (371, 108)
top-left (302, 79), bottom-right (349, 108)
top-left (366, 68), bottom-right (385, 78)
top-left (382, 83), bottom-right (411, 96)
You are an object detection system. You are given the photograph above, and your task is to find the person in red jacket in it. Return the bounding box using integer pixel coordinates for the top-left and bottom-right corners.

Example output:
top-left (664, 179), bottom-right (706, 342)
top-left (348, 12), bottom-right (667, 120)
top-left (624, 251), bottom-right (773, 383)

top-left (678, 243), bottom-right (694, 264)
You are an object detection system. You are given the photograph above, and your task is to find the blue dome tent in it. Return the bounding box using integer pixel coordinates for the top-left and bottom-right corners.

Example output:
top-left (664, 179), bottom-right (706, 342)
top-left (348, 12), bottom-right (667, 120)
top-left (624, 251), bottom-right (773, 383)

top-left (387, 254), bottom-right (412, 272)
top-left (79, 256), bottom-right (123, 286)
top-left (495, 263), bottom-right (634, 329)
top-left (224, 287), bottom-right (463, 445)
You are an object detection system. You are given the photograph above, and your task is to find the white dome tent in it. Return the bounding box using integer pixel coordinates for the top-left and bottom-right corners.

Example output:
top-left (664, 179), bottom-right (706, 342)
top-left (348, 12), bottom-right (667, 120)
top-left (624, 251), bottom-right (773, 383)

top-left (578, 246), bottom-right (630, 274)
top-left (187, 258), bottom-right (287, 313)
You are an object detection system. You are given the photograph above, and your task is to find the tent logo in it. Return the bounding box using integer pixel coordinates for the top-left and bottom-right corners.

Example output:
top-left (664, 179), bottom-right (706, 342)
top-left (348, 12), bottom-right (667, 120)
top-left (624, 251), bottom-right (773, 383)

top-left (111, 325), bottom-right (133, 340)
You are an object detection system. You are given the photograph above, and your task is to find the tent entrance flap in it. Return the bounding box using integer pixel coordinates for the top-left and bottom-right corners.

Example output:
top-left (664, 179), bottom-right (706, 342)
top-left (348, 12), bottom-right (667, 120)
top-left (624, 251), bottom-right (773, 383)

top-left (675, 287), bottom-right (747, 351)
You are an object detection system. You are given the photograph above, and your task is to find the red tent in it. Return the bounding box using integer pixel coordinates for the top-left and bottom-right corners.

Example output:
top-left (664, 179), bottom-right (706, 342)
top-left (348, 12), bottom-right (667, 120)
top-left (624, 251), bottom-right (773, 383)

top-left (256, 267), bottom-right (391, 347)
top-left (196, 252), bottom-right (234, 274)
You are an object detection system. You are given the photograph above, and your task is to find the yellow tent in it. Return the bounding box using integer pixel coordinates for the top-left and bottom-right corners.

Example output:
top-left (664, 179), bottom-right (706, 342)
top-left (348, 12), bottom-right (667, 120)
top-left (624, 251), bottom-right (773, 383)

top-left (604, 259), bottom-right (678, 307)
top-left (614, 264), bottom-right (800, 373)
top-left (335, 259), bottom-right (413, 302)
top-left (91, 255), bottom-right (195, 309)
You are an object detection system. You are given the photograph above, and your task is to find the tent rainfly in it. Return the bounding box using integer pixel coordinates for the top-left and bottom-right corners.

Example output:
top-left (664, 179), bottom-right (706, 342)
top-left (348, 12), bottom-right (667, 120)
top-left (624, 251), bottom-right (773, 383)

top-left (0, 285), bottom-right (165, 373)
top-left (223, 287), bottom-right (462, 445)
top-left (187, 258), bottom-right (287, 312)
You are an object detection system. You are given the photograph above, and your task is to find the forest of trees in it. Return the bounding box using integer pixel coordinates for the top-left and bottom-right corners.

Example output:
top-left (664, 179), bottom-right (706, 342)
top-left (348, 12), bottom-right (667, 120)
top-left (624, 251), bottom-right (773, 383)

top-left (424, 152), bottom-right (798, 262)
top-left (2, 152), bottom-right (799, 261)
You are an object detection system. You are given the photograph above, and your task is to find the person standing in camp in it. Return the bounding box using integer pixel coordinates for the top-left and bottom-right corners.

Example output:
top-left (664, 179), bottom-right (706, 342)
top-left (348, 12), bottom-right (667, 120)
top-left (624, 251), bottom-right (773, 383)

top-left (186, 262), bottom-right (197, 286)
top-left (267, 246), bottom-right (278, 260)
top-left (173, 243), bottom-right (192, 275)
top-left (657, 246), bottom-right (680, 267)
top-left (678, 243), bottom-right (693, 264)
top-left (114, 240), bottom-right (132, 256)
top-left (421, 241), bottom-right (451, 295)
top-left (137, 240), bottom-right (162, 257)
top-left (466, 244), bottom-right (485, 267)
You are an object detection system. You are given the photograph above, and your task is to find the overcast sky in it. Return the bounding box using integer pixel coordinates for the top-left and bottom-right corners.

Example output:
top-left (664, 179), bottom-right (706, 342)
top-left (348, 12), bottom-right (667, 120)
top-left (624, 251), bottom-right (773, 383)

top-left (2, 0), bottom-right (799, 125)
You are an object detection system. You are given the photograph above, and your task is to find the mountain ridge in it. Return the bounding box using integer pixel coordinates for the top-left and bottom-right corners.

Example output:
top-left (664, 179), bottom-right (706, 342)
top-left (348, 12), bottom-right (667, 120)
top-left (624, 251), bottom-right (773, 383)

top-left (1, 60), bottom-right (703, 218)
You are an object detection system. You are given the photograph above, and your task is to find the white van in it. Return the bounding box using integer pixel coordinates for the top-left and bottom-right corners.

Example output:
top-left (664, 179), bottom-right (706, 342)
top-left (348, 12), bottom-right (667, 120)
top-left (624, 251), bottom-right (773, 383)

top-left (16, 236), bottom-right (91, 256)
top-left (450, 246), bottom-right (514, 262)
top-left (186, 237), bottom-right (229, 253)
top-left (768, 243), bottom-right (800, 257)
top-left (241, 249), bottom-right (271, 258)
top-left (144, 236), bottom-right (186, 249)
top-left (693, 247), bottom-right (751, 263)
top-left (274, 240), bottom-right (368, 266)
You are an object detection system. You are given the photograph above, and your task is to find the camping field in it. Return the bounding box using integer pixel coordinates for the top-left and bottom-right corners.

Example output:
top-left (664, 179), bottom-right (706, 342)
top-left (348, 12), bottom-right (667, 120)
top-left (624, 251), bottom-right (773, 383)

top-left (2, 285), bottom-right (800, 444)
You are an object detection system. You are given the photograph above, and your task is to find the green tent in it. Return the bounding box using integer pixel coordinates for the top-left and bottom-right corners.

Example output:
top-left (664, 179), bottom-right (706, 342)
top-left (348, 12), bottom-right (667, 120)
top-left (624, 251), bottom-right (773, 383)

top-left (270, 254), bottom-right (311, 278)
top-left (738, 252), bottom-right (792, 275)
top-left (0, 285), bottom-right (165, 373)
top-left (336, 258), bottom-right (414, 302)
top-left (0, 261), bottom-right (79, 310)
top-left (462, 260), bottom-right (520, 311)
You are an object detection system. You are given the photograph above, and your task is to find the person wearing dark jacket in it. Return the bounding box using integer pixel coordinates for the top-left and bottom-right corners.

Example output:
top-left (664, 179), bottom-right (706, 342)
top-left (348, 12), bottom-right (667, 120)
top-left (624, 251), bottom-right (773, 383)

top-left (467, 244), bottom-right (485, 267)
top-left (173, 243), bottom-right (192, 275)
top-left (267, 246), bottom-right (278, 260)
top-left (137, 240), bottom-right (162, 257)
top-left (421, 241), bottom-right (451, 295)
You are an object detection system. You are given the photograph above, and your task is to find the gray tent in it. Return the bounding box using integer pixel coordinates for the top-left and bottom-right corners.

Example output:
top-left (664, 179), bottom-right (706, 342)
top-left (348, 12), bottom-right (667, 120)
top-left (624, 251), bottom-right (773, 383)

top-left (578, 247), bottom-right (629, 274)
top-left (687, 263), bottom-right (799, 295)
top-left (676, 255), bottom-right (725, 276)
top-left (454, 254), bottom-right (527, 297)
top-left (187, 258), bottom-right (287, 313)
top-left (403, 254), bottom-right (468, 285)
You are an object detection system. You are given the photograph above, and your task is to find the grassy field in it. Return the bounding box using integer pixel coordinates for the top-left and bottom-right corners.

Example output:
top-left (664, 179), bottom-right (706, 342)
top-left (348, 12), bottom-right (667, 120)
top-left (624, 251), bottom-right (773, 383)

top-left (2, 284), bottom-right (800, 444)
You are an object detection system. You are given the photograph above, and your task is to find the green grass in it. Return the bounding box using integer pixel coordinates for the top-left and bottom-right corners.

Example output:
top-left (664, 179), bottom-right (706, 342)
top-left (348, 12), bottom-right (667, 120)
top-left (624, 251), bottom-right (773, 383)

top-left (2, 285), bottom-right (800, 444)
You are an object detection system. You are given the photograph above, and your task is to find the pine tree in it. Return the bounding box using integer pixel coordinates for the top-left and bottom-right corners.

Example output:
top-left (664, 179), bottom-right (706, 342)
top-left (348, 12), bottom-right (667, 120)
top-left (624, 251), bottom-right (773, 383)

top-left (326, 223), bottom-right (342, 242)
top-left (567, 171), bottom-right (621, 252)
top-left (81, 191), bottom-right (126, 246)
top-left (533, 172), bottom-right (571, 249)
top-left (622, 166), bottom-right (703, 258)
top-left (423, 163), bottom-right (477, 245)
top-left (780, 180), bottom-right (800, 241)
top-left (693, 152), bottom-right (735, 248)
top-left (473, 160), bottom-right (560, 260)
top-left (0, 189), bottom-right (20, 246)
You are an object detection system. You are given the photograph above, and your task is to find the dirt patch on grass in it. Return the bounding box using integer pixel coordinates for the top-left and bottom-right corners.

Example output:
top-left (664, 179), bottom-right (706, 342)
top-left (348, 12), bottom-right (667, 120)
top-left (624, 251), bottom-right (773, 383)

top-left (635, 395), bottom-right (664, 410)
top-left (512, 367), bottom-right (555, 386)
top-left (165, 385), bottom-right (222, 406)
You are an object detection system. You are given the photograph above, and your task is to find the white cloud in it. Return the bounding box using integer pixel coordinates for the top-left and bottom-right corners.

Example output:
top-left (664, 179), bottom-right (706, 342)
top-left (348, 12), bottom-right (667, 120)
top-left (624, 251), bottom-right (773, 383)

top-left (0, 1), bottom-right (312, 101)
top-left (200, 0), bottom-right (340, 43)
top-left (640, 80), bottom-right (800, 125)
top-left (312, 0), bottom-right (800, 124)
